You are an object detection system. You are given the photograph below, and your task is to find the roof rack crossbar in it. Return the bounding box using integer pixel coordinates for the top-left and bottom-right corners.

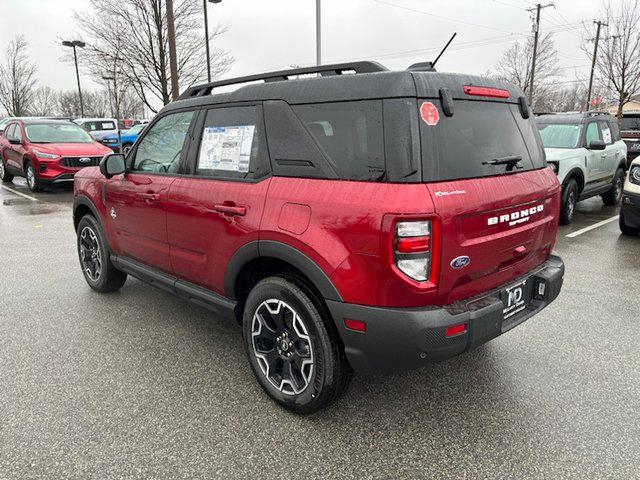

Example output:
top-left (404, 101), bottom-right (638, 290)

top-left (178, 61), bottom-right (388, 99)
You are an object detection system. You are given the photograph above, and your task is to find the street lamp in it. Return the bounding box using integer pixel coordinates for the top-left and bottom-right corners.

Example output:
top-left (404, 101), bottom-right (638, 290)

top-left (204, 0), bottom-right (222, 82)
top-left (62, 40), bottom-right (86, 117)
top-left (102, 74), bottom-right (123, 151)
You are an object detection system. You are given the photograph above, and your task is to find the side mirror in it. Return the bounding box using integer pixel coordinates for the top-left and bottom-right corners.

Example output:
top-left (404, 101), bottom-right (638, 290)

top-left (99, 153), bottom-right (126, 179)
top-left (587, 140), bottom-right (606, 150)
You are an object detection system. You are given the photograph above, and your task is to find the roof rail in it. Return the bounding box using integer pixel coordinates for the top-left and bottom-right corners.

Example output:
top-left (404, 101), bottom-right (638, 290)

top-left (178, 61), bottom-right (389, 100)
top-left (585, 110), bottom-right (610, 117)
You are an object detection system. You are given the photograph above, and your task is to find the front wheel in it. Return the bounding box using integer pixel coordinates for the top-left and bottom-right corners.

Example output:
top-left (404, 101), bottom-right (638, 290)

top-left (620, 212), bottom-right (640, 236)
top-left (243, 277), bottom-right (352, 414)
top-left (24, 161), bottom-right (41, 192)
top-left (560, 179), bottom-right (579, 225)
top-left (602, 168), bottom-right (625, 206)
top-left (76, 215), bottom-right (127, 292)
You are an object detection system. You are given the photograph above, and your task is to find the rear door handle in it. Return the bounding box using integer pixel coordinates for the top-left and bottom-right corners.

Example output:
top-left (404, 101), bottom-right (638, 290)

top-left (213, 203), bottom-right (246, 216)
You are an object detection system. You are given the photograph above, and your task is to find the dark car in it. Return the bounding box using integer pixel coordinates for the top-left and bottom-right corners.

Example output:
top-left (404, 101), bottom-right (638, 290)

top-left (620, 113), bottom-right (640, 167)
top-left (72, 61), bottom-right (564, 413)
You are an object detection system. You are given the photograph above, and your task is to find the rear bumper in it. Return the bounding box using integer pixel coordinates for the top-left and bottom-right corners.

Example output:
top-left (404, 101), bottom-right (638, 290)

top-left (621, 191), bottom-right (640, 228)
top-left (328, 254), bottom-right (564, 374)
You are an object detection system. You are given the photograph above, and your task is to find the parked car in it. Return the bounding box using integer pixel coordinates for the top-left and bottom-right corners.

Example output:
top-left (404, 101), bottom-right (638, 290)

top-left (73, 61), bottom-right (565, 413)
top-left (620, 157), bottom-right (640, 235)
top-left (101, 123), bottom-right (146, 155)
top-left (620, 113), bottom-right (640, 167)
top-left (74, 118), bottom-right (119, 148)
top-left (536, 112), bottom-right (628, 224)
top-left (0, 119), bottom-right (112, 191)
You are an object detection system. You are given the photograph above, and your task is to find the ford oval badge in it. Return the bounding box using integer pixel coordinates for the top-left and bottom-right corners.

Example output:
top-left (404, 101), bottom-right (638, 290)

top-left (451, 256), bottom-right (470, 270)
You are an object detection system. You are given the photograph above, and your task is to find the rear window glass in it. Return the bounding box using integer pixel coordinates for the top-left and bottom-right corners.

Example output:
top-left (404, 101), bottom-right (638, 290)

top-left (293, 101), bottom-right (385, 181)
top-left (420, 100), bottom-right (545, 181)
top-left (538, 123), bottom-right (582, 148)
top-left (621, 116), bottom-right (640, 131)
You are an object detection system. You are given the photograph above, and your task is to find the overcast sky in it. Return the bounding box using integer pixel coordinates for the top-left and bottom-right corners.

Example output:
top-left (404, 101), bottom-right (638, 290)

top-left (0, 0), bottom-right (606, 110)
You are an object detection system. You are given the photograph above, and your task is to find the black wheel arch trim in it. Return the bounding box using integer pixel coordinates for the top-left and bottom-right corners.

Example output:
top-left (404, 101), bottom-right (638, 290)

top-left (562, 168), bottom-right (585, 191)
top-left (224, 240), bottom-right (343, 302)
top-left (73, 195), bottom-right (102, 230)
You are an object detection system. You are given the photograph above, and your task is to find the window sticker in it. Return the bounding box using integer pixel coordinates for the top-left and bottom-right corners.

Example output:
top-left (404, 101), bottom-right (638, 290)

top-left (101, 122), bottom-right (115, 130)
top-left (602, 126), bottom-right (612, 144)
top-left (198, 125), bottom-right (255, 172)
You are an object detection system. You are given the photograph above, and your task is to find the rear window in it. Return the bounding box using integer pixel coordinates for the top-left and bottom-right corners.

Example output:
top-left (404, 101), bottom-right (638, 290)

top-left (293, 101), bottom-right (385, 181)
top-left (621, 116), bottom-right (640, 131)
top-left (420, 100), bottom-right (546, 182)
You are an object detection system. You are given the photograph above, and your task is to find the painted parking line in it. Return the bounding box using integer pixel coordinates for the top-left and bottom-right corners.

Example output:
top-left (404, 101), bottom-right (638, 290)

top-left (565, 215), bottom-right (619, 238)
top-left (0, 185), bottom-right (38, 202)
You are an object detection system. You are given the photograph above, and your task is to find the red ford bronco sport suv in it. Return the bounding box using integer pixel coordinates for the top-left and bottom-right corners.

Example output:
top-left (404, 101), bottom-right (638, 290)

top-left (73, 62), bottom-right (565, 413)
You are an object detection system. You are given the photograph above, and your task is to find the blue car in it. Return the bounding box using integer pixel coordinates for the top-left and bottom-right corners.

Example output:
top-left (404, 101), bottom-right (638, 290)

top-left (101, 124), bottom-right (146, 155)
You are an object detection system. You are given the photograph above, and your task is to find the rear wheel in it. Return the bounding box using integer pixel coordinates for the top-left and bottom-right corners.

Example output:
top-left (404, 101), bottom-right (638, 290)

top-left (0, 156), bottom-right (14, 183)
top-left (620, 212), bottom-right (640, 236)
top-left (560, 179), bottom-right (578, 225)
top-left (602, 168), bottom-right (624, 206)
top-left (242, 277), bottom-right (351, 414)
top-left (24, 161), bottom-right (41, 192)
top-left (76, 215), bottom-right (127, 292)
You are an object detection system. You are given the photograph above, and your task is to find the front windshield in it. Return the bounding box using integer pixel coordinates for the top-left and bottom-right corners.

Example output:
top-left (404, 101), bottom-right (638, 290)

top-left (538, 123), bottom-right (582, 148)
top-left (25, 123), bottom-right (94, 144)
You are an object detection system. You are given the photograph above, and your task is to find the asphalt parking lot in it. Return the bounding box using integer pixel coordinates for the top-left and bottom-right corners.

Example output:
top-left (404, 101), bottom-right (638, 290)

top-left (1, 180), bottom-right (639, 479)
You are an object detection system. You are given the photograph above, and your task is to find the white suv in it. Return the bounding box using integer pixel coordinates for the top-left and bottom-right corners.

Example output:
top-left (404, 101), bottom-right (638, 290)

top-left (620, 158), bottom-right (640, 235)
top-left (537, 112), bottom-right (628, 224)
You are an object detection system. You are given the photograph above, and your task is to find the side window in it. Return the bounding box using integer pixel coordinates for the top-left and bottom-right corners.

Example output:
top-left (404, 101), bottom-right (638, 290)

top-left (609, 121), bottom-right (621, 142)
top-left (293, 100), bottom-right (385, 181)
top-left (585, 122), bottom-right (602, 145)
top-left (599, 121), bottom-right (613, 145)
top-left (195, 106), bottom-right (260, 179)
top-left (132, 110), bottom-right (194, 174)
top-left (5, 124), bottom-right (16, 141)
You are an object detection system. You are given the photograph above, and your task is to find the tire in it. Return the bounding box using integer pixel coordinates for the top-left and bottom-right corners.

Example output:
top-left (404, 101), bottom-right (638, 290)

top-left (620, 212), bottom-right (640, 236)
top-left (24, 161), bottom-right (41, 192)
top-left (0, 156), bottom-right (14, 183)
top-left (602, 168), bottom-right (625, 206)
top-left (560, 179), bottom-right (579, 225)
top-left (122, 143), bottom-right (133, 156)
top-left (242, 276), bottom-right (352, 414)
top-left (76, 214), bottom-right (127, 292)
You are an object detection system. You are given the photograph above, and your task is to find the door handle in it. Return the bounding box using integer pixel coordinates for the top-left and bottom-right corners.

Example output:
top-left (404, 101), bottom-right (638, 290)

top-left (140, 192), bottom-right (160, 203)
top-left (213, 203), bottom-right (246, 216)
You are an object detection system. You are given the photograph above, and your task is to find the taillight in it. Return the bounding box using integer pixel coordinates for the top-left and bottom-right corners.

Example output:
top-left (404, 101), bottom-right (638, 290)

top-left (394, 220), bottom-right (432, 282)
top-left (463, 85), bottom-right (510, 98)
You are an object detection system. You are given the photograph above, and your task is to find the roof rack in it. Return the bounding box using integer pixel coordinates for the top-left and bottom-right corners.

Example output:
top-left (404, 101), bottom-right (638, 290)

top-left (585, 110), bottom-right (610, 117)
top-left (179, 61), bottom-right (389, 100)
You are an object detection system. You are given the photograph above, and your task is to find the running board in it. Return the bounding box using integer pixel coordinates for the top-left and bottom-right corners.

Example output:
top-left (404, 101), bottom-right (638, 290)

top-left (111, 255), bottom-right (237, 320)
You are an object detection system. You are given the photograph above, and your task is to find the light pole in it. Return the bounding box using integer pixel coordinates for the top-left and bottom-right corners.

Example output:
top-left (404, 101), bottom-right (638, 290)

top-left (166, 0), bottom-right (180, 101)
top-left (102, 74), bottom-right (123, 151)
top-left (62, 40), bottom-right (86, 117)
top-left (316, 0), bottom-right (321, 66)
top-left (204, 0), bottom-right (222, 83)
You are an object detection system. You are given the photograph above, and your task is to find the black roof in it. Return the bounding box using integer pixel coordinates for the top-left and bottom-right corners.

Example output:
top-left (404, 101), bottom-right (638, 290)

top-left (164, 61), bottom-right (525, 114)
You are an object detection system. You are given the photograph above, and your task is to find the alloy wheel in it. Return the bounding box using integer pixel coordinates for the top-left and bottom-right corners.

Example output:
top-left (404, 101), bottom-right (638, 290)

top-left (567, 189), bottom-right (576, 219)
top-left (614, 177), bottom-right (623, 201)
top-left (26, 165), bottom-right (36, 189)
top-left (0, 160), bottom-right (4, 179)
top-left (251, 299), bottom-right (314, 395)
top-left (79, 226), bottom-right (102, 282)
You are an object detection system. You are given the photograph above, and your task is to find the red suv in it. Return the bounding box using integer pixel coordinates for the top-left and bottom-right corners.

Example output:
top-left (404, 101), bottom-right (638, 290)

top-left (0, 119), bottom-right (112, 191)
top-left (72, 62), bottom-right (565, 413)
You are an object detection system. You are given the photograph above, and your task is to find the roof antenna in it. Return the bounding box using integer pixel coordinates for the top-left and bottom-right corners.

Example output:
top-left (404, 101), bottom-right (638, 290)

top-left (407, 32), bottom-right (457, 72)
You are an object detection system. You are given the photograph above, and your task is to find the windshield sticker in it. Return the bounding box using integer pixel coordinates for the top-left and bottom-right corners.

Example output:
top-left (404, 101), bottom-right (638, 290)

top-left (420, 101), bottom-right (440, 126)
top-left (198, 125), bottom-right (255, 172)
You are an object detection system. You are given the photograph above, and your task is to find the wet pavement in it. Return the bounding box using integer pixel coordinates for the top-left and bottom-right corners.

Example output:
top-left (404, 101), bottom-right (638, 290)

top-left (0, 178), bottom-right (639, 479)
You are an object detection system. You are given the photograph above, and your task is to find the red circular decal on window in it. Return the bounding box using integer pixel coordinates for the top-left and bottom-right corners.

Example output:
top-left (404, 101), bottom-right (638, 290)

top-left (420, 101), bottom-right (440, 126)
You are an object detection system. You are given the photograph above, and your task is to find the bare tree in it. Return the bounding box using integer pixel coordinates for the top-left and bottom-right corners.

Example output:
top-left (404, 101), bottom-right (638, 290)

top-left (30, 86), bottom-right (59, 117)
top-left (584, 0), bottom-right (640, 121)
top-left (0, 36), bottom-right (38, 116)
top-left (495, 33), bottom-right (560, 110)
top-left (58, 90), bottom-right (110, 118)
top-left (73, 0), bottom-right (234, 113)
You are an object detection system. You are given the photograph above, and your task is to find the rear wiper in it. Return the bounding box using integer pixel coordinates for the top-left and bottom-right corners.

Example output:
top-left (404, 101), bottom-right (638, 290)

top-left (483, 155), bottom-right (523, 170)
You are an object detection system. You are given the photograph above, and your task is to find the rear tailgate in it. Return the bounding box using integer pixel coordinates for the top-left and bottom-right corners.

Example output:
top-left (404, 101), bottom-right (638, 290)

top-left (412, 72), bottom-right (561, 305)
top-left (428, 168), bottom-right (560, 305)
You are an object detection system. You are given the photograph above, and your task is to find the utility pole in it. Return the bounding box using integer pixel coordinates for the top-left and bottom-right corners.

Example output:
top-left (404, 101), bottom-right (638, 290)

top-left (316, 0), bottom-right (321, 66)
top-left (527, 3), bottom-right (554, 105)
top-left (586, 20), bottom-right (608, 111)
top-left (166, 0), bottom-right (180, 100)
